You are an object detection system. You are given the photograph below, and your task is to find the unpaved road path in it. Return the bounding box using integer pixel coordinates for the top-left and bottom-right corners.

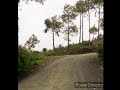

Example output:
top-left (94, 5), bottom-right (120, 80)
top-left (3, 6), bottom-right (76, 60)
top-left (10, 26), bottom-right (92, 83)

top-left (18, 53), bottom-right (103, 90)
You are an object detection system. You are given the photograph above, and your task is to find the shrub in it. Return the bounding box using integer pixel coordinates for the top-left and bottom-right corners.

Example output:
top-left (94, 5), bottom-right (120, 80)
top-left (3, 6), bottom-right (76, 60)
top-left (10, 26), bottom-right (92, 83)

top-left (18, 45), bottom-right (48, 81)
top-left (30, 52), bottom-right (41, 61)
top-left (43, 48), bottom-right (47, 52)
top-left (97, 44), bottom-right (103, 63)
top-left (18, 45), bottom-right (32, 78)
top-left (81, 41), bottom-right (91, 46)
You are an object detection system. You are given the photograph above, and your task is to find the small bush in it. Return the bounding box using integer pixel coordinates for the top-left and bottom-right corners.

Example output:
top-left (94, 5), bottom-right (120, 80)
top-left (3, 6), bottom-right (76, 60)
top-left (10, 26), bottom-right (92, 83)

top-left (18, 45), bottom-right (32, 78)
top-left (30, 52), bottom-right (41, 61)
top-left (18, 45), bottom-right (46, 80)
top-left (97, 44), bottom-right (103, 63)
top-left (33, 62), bottom-right (38, 66)
top-left (43, 48), bottom-right (47, 52)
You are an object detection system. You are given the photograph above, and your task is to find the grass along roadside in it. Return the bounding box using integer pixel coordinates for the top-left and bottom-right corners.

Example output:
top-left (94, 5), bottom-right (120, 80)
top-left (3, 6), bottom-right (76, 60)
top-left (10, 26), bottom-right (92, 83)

top-left (18, 55), bottom-right (48, 82)
top-left (18, 55), bottom-right (63, 82)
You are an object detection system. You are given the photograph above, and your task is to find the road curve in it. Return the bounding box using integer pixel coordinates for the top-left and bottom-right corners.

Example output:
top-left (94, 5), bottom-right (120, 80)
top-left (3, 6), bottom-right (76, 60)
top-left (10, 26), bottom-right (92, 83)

top-left (18, 53), bottom-right (103, 90)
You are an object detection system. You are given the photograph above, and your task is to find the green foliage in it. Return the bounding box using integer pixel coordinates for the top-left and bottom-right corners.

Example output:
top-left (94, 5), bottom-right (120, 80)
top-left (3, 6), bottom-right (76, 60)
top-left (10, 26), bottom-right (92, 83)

top-left (62, 24), bottom-right (78, 37)
top-left (75, 0), bottom-right (87, 14)
top-left (91, 35), bottom-right (103, 60)
top-left (24, 34), bottom-right (40, 51)
top-left (89, 25), bottom-right (98, 34)
top-left (97, 43), bottom-right (103, 62)
top-left (30, 52), bottom-right (42, 61)
top-left (69, 44), bottom-right (96, 54)
top-left (93, 35), bottom-right (103, 46)
top-left (61, 4), bottom-right (77, 37)
top-left (44, 19), bottom-right (52, 30)
top-left (43, 48), bottom-right (47, 52)
top-left (18, 45), bottom-right (31, 78)
top-left (44, 36), bottom-right (103, 57)
top-left (62, 4), bottom-right (77, 23)
top-left (92, 35), bottom-right (103, 63)
top-left (18, 45), bottom-right (46, 80)
top-left (92, 0), bottom-right (103, 5)
top-left (44, 15), bottom-right (63, 36)
top-left (85, 0), bottom-right (95, 10)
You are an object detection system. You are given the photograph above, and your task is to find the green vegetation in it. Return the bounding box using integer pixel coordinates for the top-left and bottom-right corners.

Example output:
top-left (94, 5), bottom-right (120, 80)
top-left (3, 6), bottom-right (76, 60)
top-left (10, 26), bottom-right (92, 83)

top-left (97, 44), bottom-right (103, 63)
top-left (18, 46), bottom-right (31, 79)
top-left (44, 36), bottom-right (103, 56)
top-left (18, 35), bottom-right (47, 81)
top-left (18, 45), bottom-right (48, 80)
top-left (43, 48), bottom-right (47, 52)
top-left (24, 34), bottom-right (40, 51)
top-left (96, 37), bottom-right (103, 63)
top-left (44, 36), bottom-right (103, 64)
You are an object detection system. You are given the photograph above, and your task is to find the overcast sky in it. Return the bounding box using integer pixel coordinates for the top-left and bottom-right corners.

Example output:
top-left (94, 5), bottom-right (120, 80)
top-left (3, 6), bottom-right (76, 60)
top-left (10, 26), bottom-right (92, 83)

top-left (18, 0), bottom-right (102, 51)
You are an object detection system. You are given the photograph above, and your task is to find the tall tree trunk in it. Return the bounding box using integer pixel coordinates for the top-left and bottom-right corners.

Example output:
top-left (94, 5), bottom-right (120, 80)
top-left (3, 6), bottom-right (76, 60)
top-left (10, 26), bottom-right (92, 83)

top-left (82, 14), bottom-right (84, 42)
top-left (88, 10), bottom-right (90, 41)
top-left (53, 31), bottom-right (55, 50)
top-left (79, 13), bottom-right (81, 44)
top-left (98, 3), bottom-right (101, 38)
top-left (68, 15), bottom-right (70, 54)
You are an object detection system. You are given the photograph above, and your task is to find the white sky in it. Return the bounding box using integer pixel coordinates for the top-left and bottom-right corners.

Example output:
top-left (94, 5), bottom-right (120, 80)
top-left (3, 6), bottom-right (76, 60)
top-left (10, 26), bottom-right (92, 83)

top-left (18, 0), bottom-right (102, 51)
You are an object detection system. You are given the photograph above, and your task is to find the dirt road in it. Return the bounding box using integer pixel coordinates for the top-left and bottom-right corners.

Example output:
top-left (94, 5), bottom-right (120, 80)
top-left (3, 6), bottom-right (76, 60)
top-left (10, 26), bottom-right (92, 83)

top-left (18, 53), bottom-right (103, 90)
